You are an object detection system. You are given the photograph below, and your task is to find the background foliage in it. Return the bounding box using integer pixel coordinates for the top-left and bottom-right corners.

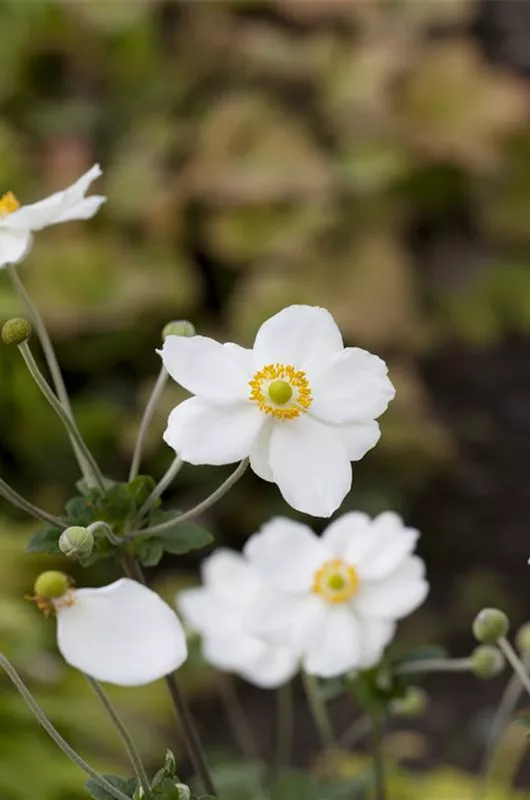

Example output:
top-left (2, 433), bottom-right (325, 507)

top-left (1, 0), bottom-right (530, 797)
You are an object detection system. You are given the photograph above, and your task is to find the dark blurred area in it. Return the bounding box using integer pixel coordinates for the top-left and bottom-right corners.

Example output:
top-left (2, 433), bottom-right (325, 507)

top-left (1, 1), bottom-right (530, 797)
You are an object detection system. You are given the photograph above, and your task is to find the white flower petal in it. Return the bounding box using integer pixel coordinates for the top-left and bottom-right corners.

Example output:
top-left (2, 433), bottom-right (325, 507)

top-left (201, 549), bottom-right (262, 600)
top-left (163, 396), bottom-right (263, 465)
top-left (7, 164), bottom-right (103, 230)
top-left (339, 420), bottom-right (381, 461)
top-left (345, 512), bottom-right (419, 580)
top-left (238, 642), bottom-right (299, 689)
top-left (358, 618), bottom-right (396, 668)
top-left (249, 421), bottom-right (274, 482)
top-left (310, 348), bottom-right (395, 424)
top-left (253, 305), bottom-right (343, 371)
top-left (159, 335), bottom-right (251, 402)
top-left (244, 517), bottom-right (328, 593)
top-left (0, 228), bottom-right (32, 267)
top-left (178, 587), bottom-right (222, 634)
top-left (55, 195), bottom-right (106, 223)
top-left (202, 631), bottom-right (263, 673)
top-left (56, 578), bottom-right (187, 686)
top-left (322, 512), bottom-right (372, 558)
top-left (268, 414), bottom-right (351, 517)
top-left (354, 556), bottom-right (428, 620)
top-left (303, 606), bottom-right (363, 678)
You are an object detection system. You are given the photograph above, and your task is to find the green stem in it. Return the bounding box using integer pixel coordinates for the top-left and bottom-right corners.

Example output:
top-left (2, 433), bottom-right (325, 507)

top-left (338, 714), bottom-right (371, 748)
top-left (132, 456), bottom-right (183, 526)
top-left (87, 521), bottom-right (122, 546)
top-left (395, 657), bottom-right (472, 676)
top-left (126, 459), bottom-right (249, 540)
top-left (0, 652), bottom-right (131, 800)
top-left (302, 672), bottom-right (335, 753)
top-left (370, 714), bottom-right (386, 800)
top-left (8, 265), bottom-right (93, 484)
top-left (275, 681), bottom-right (294, 770)
top-left (218, 674), bottom-right (259, 761)
top-left (85, 676), bottom-right (152, 798)
top-left (498, 638), bottom-right (530, 698)
top-left (18, 341), bottom-right (106, 493)
top-left (0, 476), bottom-right (65, 528)
top-left (120, 555), bottom-right (217, 797)
top-left (129, 365), bottom-right (169, 481)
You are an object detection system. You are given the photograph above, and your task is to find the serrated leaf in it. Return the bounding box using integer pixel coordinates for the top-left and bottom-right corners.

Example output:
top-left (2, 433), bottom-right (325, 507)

top-left (136, 537), bottom-right (165, 567)
top-left (148, 510), bottom-right (213, 555)
top-left (76, 477), bottom-right (116, 497)
top-left (25, 525), bottom-right (61, 554)
top-left (94, 484), bottom-right (135, 526)
top-left (85, 775), bottom-right (137, 800)
top-left (65, 495), bottom-right (95, 526)
top-left (126, 475), bottom-right (157, 511)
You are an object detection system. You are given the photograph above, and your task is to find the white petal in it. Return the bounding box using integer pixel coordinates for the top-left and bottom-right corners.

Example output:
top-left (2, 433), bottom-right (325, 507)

top-left (303, 606), bottom-right (363, 678)
top-left (163, 397), bottom-right (263, 465)
top-left (358, 618), bottom-right (396, 668)
top-left (354, 556), bottom-right (428, 620)
top-left (268, 415), bottom-right (351, 517)
top-left (345, 512), bottom-right (420, 580)
top-left (340, 420), bottom-right (381, 461)
top-left (244, 517), bottom-right (328, 593)
top-left (159, 335), bottom-right (251, 402)
top-left (202, 631), bottom-right (265, 673)
top-left (238, 642), bottom-right (299, 689)
top-left (310, 348), bottom-right (395, 424)
top-left (201, 548), bottom-right (261, 599)
top-left (0, 228), bottom-right (32, 267)
top-left (253, 305), bottom-right (343, 371)
top-left (56, 578), bottom-right (187, 686)
top-left (55, 195), bottom-right (106, 223)
top-left (249, 421), bottom-right (274, 482)
top-left (322, 512), bottom-right (372, 558)
top-left (177, 587), bottom-right (220, 634)
top-left (7, 164), bottom-right (103, 231)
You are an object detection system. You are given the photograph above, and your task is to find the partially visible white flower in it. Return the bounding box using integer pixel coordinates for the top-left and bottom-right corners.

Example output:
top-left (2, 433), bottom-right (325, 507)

top-left (177, 549), bottom-right (298, 688)
top-left (54, 578), bottom-right (187, 686)
top-left (160, 305), bottom-right (395, 518)
top-left (244, 512), bottom-right (429, 679)
top-left (0, 164), bottom-right (106, 268)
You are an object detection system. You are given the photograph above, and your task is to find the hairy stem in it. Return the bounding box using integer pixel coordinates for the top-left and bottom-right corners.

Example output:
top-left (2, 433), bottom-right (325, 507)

top-left (129, 365), bottom-right (168, 481)
top-left (302, 672), bottom-right (335, 753)
top-left (395, 657), bottom-right (472, 676)
top-left (133, 456), bottom-right (183, 525)
top-left (0, 652), bottom-right (131, 800)
top-left (498, 638), bottom-right (530, 698)
top-left (0, 476), bottom-right (64, 528)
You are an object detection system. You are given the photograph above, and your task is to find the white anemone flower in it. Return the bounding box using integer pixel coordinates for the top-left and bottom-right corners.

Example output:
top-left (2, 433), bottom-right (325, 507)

top-left (54, 578), bottom-right (187, 686)
top-left (160, 305), bottom-right (395, 517)
top-left (244, 512), bottom-right (429, 678)
top-left (177, 549), bottom-right (299, 688)
top-left (0, 164), bottom-right (106, 268)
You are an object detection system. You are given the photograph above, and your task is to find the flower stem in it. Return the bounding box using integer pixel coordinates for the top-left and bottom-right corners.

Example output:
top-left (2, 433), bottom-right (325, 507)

top-left (0, 652), bottom-right (131, 800)
top-left (302, 672), bottom-right (335, 753)
top-left (218, 674), bottom-right (259, 762)
top-left (18, 341), bottom-right (106, 493)
top-left (133, 456), bottom-right (183, 526)
top-left (394, 657), bottom-right (472, 676)
top-left (370, 714), bottom-right (386, 800)
top-left (85, 676), bottom-right (152, 798)
top-left (498, 638), bottom-right (530, 698)
top-left (275, 681), bottom-right (294, 769)
top-left (120, 554), bottom-right (217, 797)
top-left (126, 459), bottom-right (249, 540)
top-left (0, 476), bottom-right (65, 528)
top-left (129, 365), bottom-right (168, 481)
top-left (338, 714), bottom-right (371, 748)
top-left (8, 265), bottom-right (93, 485)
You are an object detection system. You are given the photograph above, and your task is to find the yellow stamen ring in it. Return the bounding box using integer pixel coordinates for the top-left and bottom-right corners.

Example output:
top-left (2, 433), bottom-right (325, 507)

top-left (313, 559), bottom-right (359, 604)
top-left (249, 362), bottom-right (312, 420)
top-left (0, 191), bottom-right (20, 217)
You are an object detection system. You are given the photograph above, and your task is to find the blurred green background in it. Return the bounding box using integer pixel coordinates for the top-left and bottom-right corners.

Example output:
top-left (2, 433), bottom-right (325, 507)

top-left (1, 0), bottom-right (530, 797)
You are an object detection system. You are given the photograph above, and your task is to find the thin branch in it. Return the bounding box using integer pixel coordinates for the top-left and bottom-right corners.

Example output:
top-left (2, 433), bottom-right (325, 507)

top-left (0, 476), bottom-right (64, 528)
top-left (129, 365), bottom-right (168, 481)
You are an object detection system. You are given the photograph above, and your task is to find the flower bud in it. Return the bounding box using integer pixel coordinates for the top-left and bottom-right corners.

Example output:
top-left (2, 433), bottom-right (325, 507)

top-left (472, 608), bottom-right (509, 644)
top-left (2, 317), bottom-right (32, 346)
top-left (162, 320), bottom-right (196, 340)
top-left (34, 570), bottom-right (69, 599)
top-left (175, 785), bottom-right (191, 800)
top-left (59, 526), bottom-right (94, 559)
top-left (390, 687), bottom-right (428, 718)
top-left (164, 749), bottom-right (177, 777)
top-left (516, 623), bottom-right (530, 655)
top-left (471, 646), bottom-right (505, 679)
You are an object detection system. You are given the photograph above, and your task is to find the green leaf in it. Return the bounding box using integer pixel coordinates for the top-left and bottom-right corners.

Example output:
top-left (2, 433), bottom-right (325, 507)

top-left (25, 525), bottom-right (61, 554)
top-left (136, 537), bottom-right (165, 567)
top-left (94, 484), bottom-right (135, 526)
top-left (76, 477), bottom-right (116, 497)
top-left (515, 713), bottom-right (530, 735)
top-left (148, 510), bottom-right (213, 555)
top-left (85, 775), bottom-right (137, 800)
top-left (126, 475), bottom-right (157, 512)
top-left (65, 495), bottom-right (95, 526)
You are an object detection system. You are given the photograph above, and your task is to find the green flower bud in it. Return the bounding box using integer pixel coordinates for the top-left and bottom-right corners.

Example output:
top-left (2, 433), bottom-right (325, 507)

top-left (162, 320), bottom-right (196, 340)
top-left (34, 570), bottom-right (69, 599)
top-left (390, 687), bottom-right (428, 718)
top-left (471, 646), bottom-right (505, 679)
top-left (472, 608), bottom-right (509, 644)
top-left (59, 526), bottom-right (94, 559)
top-left (175, 785), bottom-right (191, 800)
top-left (516, 623), bottom-right (530, 655)
top-left (2, 317), bottom-right (32, 346)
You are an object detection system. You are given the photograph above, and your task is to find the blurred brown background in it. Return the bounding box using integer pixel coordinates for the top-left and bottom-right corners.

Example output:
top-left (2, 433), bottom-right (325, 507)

top-left (1, 1), bottom-right (530, 798)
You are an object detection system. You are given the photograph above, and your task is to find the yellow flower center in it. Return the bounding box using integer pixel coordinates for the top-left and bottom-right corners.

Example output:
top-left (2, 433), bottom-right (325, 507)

top-left (0, 191), bottom-right (20, 217)
top-left (249, 363), bottom-right (312, 420)
top-left (313, 559), bottom-right (359, 604)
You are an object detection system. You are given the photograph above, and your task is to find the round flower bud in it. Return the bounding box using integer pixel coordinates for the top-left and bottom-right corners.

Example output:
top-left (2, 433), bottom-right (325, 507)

top-left (2, 317), bottom-right (32, 346)
top-left (162, 320), bottom-right (196, 340)
top-left (471, 646), bottom-right (505, 679)
top-left (472, 608), bottom-right (509, 644)
top-left (34, 570), bottom-right (69, 599)
top-left (390, 687), bottom-right (428, 718)
top-left (516, 622), bottom-right (530, 655)
top-left (176, 785), bottom-right (191, 800)
top-left (59, 526), bottom-right (94, 559)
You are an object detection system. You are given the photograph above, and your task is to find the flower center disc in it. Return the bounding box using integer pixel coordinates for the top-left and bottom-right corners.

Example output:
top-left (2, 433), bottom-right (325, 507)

top-left (249, 362), bottom-right (312, 420)
top-left (0, 191), bottom-right (20, 217)
top-left (313, 559), bottom-right (359, 604)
